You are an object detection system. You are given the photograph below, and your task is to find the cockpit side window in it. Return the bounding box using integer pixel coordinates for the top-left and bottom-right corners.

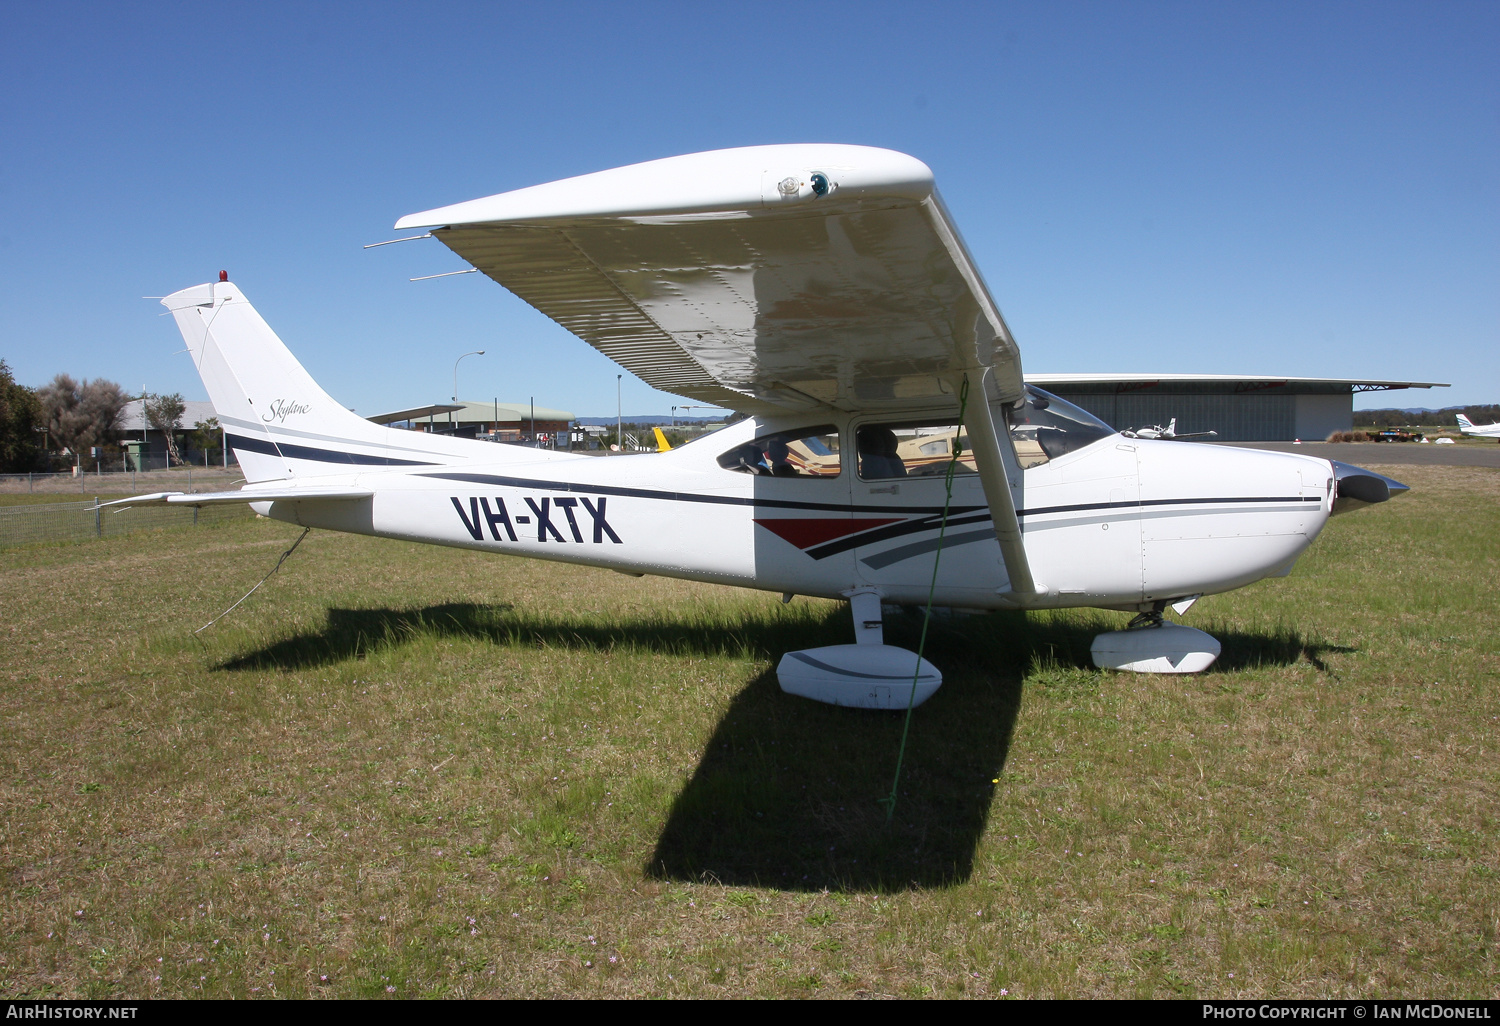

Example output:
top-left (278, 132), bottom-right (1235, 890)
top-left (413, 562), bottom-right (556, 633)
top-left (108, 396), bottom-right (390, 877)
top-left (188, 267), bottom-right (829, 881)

top-left (717, 426), bottom-right (841, 478)
top-left (1005, 386), bottom-right (1115, 468)
top-left (855, 421), bottom-right (978, 480)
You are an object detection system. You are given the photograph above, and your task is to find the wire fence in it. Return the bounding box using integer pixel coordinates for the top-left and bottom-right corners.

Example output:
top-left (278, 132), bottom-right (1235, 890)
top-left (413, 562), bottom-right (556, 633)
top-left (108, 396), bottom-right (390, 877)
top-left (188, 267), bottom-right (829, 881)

top-left (0, 465), bottom-right (248, 495)
top-left (0, 499), bottom-right (254, 549)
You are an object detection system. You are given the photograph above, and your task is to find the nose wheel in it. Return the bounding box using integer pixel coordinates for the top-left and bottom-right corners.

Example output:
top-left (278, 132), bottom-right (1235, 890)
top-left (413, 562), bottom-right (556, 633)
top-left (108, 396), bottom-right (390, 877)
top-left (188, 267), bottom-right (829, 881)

top-left (1094, 602), bottom-right (1220, 673)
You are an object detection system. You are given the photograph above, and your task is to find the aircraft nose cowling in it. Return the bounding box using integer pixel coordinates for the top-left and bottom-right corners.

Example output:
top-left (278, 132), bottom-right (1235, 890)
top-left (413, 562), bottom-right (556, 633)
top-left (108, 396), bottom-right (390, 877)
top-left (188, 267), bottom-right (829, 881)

top-left (1330, 460), bottom-right (1409, 515)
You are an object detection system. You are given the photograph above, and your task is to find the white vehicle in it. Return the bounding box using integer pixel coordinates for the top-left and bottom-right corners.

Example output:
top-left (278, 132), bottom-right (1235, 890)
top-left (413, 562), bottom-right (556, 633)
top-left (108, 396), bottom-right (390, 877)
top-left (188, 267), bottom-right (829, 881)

top-left (118, 145), bottom-right (1407, 707)
top-left (1456, 413), bottom-right (1500, 439)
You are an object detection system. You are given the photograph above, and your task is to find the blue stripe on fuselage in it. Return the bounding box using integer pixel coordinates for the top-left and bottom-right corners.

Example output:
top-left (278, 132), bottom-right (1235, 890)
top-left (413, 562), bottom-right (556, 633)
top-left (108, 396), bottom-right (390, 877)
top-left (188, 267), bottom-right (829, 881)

top-left (227, 432), bottom-right (438, 467)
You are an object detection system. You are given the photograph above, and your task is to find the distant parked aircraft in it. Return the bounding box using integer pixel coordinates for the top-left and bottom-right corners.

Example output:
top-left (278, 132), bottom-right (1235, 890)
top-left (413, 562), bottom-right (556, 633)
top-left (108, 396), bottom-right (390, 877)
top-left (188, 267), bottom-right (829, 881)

top-left (1121, 418), bottom-right (1218, 441)
top-left (1455, 414), bottom-right (1500, 440)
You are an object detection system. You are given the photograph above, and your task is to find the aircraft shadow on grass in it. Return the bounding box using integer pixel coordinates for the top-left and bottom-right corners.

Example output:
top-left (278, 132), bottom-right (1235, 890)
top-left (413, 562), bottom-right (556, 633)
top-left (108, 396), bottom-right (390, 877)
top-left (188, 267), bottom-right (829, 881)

top-left (218, 603), bottom-right (1351, 891)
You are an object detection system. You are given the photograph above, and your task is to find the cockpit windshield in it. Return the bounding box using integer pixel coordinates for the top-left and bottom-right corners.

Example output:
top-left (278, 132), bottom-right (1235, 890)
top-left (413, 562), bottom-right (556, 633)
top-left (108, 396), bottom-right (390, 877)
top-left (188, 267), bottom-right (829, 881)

top-left (1006, 386), bottom-right (1115, 468)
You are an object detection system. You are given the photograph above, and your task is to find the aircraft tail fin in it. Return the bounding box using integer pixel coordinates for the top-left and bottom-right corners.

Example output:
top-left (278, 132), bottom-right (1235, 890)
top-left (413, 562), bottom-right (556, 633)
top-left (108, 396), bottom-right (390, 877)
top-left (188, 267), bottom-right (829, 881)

top-left (653, 426), bottom-right (673, 452)
top-left (1456, 414), bottom-right (1473, 429)
top-left (163, 280), bottom-right (393, 481)
top-left (161, 279), bottom-right (556, 482)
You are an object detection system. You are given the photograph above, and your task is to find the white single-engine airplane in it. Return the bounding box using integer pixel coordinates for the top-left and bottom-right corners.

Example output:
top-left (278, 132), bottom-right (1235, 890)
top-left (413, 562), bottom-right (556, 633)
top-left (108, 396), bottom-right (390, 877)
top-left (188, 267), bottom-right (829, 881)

top-left (1120, 418), bottom-right (1218, 441)
top-left (1456, 413), bottom-right (1500, 440)
top-left (120, 144), bottom-right (1408, 707)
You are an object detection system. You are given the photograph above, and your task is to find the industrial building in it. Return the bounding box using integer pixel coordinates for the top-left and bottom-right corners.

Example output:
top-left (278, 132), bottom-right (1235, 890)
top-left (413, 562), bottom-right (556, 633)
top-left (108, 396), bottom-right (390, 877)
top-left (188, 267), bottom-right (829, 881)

top-left (1026, 375), bottom-right (1449, 442)
top-left (117, 398), bottom-right (222, 463)
top-left (368, 399), bottom-right (573, 443)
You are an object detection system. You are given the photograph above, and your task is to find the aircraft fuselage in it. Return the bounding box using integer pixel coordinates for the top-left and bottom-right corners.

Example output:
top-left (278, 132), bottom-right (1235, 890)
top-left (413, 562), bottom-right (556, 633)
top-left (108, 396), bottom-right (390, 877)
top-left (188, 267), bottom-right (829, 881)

top-left (253, 412), bottom-right (1333, 613)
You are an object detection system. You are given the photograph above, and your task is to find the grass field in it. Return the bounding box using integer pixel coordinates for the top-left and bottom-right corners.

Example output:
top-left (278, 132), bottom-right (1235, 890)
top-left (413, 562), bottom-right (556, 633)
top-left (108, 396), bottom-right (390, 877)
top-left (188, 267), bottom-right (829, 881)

top-left (1, 464), bottom-right (1496, 999)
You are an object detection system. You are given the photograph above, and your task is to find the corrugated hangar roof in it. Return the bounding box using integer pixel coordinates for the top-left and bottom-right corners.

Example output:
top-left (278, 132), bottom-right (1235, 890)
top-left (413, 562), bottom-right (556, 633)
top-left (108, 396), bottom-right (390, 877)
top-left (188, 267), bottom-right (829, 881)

top-left (368, 399), bottom-right (574, 426)
top-left (1025, 374), bottom-right (1449, 394)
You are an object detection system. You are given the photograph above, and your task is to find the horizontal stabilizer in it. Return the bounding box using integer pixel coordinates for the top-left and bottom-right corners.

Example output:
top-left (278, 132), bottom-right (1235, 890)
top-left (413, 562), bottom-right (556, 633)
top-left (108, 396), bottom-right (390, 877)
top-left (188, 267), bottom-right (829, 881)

top-left (101, 489), bottom-right (373, 508)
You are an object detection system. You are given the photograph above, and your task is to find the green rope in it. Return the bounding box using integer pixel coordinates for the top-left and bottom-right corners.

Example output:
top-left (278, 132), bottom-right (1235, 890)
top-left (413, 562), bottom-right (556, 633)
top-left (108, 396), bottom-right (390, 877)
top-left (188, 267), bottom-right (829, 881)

top-left (879, 374), bottom-right (971, 825)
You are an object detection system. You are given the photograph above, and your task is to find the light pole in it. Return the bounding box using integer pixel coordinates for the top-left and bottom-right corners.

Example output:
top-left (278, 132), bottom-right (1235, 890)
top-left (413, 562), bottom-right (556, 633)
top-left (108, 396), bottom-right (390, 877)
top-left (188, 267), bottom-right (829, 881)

top-left (616, 374), bottom-right (623, 452)
top-left (678, 405), bottom-right (727, 421)
top-left (453, 351), bottom-right (485, 402)
top-left (671, 406), bottom-right (677, 429)
top-left (451, 350), bottom-right (484, 434)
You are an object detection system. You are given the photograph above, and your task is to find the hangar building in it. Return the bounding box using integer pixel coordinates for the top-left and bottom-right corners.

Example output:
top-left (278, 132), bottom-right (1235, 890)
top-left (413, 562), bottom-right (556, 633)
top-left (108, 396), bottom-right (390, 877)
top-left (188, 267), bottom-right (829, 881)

top-left (1025, 375), bottom-right (1449, 442)
top-left (369, 399), bottom-right (574, 442)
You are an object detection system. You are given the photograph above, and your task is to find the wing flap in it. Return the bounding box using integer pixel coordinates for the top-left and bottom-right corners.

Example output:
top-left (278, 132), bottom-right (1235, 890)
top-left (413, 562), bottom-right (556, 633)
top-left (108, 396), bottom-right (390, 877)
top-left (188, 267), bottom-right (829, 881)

top-left (437, 224), bottom-right (759, 409)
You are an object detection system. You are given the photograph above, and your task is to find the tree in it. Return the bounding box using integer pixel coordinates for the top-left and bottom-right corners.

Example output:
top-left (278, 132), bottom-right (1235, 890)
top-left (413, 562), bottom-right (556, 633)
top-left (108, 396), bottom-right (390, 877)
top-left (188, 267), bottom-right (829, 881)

top-left (37, 374), bottom-right (127, 457)
top-left (0, 360), bottom-right (43, 472)
top-left (1353, 405), bottom-right (1500, 430)
top-left (187, 416), bottom-right (221, 458)
top-left (144, 392), bottom-right (187, 466)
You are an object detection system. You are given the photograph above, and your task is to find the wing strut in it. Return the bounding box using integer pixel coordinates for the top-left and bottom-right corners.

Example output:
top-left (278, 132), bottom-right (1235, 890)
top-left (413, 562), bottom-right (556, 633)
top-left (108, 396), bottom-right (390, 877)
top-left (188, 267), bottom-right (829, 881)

top-left (957, 368), bottom-right (1039, 601)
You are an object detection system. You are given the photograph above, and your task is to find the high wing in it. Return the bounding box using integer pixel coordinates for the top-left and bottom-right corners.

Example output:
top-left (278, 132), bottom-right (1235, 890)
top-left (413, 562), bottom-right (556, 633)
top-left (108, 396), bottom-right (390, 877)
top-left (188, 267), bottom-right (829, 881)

top-left (395, 144), bottom-right (1024, 417)
top-left (397, 144), bottom-right (1037, 594)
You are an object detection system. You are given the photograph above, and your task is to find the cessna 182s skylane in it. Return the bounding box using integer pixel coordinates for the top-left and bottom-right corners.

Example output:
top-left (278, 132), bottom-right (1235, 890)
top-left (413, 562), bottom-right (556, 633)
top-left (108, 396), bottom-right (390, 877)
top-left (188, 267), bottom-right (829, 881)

top-left (121, 145), bottom-right (1407, 708)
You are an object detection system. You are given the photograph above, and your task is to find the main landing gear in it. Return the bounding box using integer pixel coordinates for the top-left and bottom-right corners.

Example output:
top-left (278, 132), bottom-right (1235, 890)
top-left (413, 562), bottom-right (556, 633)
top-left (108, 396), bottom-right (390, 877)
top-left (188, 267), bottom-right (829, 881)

top-left (776, 588), bottom-right (944, 710)
top-left (1090, 600), bottom-right (1221, 674)
top-left (776, 591), bottom-right (1222, 707)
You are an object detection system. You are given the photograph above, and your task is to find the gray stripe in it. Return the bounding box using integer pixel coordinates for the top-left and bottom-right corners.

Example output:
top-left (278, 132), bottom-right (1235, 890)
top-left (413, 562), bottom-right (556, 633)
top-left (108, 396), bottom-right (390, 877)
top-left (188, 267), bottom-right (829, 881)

top-left (859, 504), bottom-right (1311, 569)
top-left (859, 527), bottom-right (998, 569)
top-left (218, 414), bottom-right (456, 458)
top-left (1024, 504), bottom-right (1310, 532)
top-left (787, 651), bottom-right (938, 682)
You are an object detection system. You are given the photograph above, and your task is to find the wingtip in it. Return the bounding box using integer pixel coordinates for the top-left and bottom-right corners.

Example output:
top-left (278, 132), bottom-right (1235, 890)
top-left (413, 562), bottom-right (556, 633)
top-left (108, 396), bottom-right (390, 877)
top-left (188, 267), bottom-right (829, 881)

top-left (392, 144), bottom-right (934, 230)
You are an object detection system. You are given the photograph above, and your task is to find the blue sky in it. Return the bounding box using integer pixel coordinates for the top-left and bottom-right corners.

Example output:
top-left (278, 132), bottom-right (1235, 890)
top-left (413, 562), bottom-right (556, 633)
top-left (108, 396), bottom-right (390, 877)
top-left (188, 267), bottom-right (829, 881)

top-left (1, 1), bottom-right (1495, 416)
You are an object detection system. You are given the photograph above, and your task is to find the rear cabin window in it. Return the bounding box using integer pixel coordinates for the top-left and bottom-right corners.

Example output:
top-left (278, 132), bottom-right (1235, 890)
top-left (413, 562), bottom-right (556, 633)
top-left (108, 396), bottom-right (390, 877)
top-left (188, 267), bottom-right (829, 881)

top-left (718, 426), bottom-right (841, 478)
top-left (856, 422), bottom-right (977, 480)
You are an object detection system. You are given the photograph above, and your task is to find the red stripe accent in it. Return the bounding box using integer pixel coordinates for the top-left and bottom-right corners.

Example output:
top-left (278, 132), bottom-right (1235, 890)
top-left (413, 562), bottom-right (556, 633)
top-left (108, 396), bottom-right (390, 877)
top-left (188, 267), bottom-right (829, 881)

top-left (753, 517), bottom-right (904, 549)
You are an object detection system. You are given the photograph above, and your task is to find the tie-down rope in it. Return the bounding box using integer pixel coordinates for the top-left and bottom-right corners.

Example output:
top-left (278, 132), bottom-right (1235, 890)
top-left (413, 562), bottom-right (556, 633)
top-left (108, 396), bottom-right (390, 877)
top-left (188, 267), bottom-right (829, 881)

top-left (195, 526), bottom-right (311, 635)
top-left (880, 374), bottom-right (971, 824)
